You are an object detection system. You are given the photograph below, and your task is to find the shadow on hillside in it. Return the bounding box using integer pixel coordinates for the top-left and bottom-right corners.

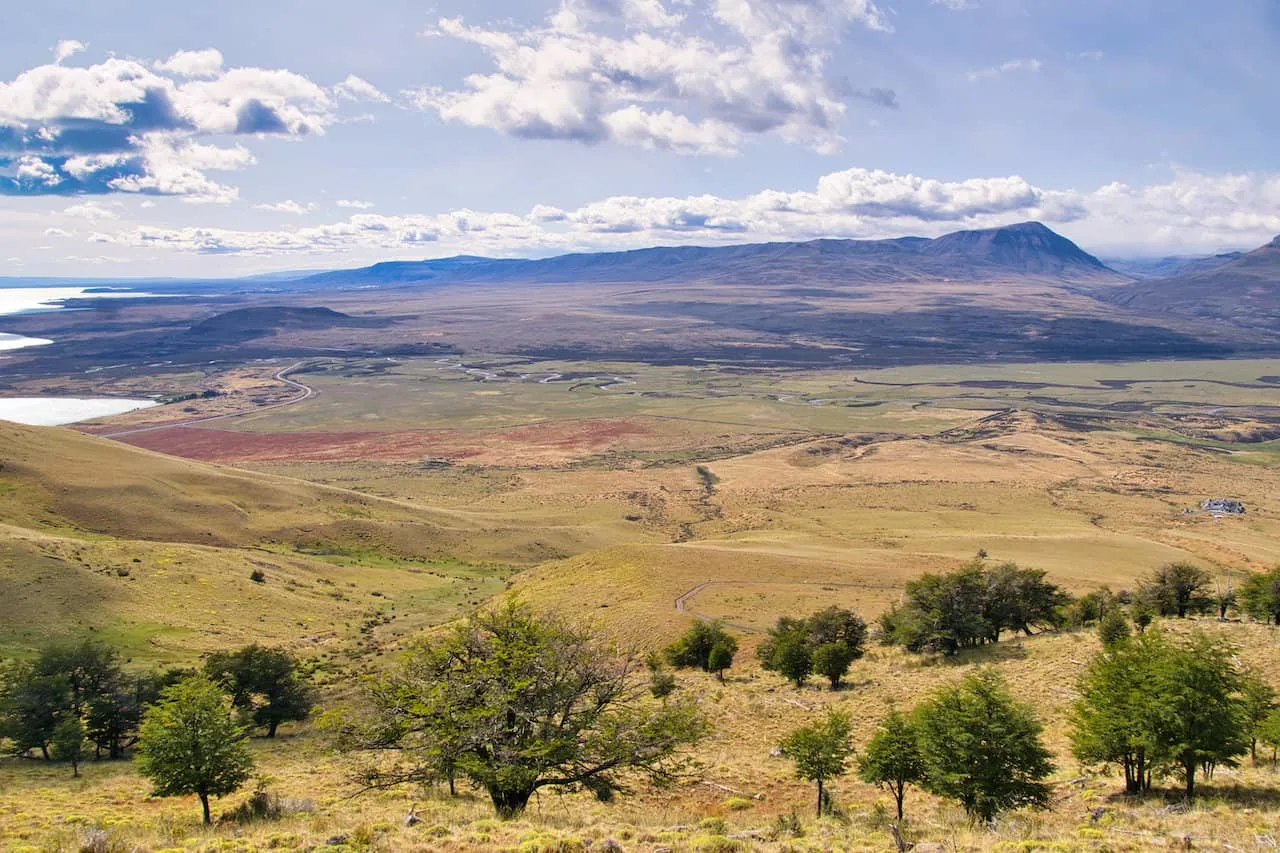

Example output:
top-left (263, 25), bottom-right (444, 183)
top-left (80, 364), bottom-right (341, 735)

top-left (943, 641), bottom-right (1031, 666)
top-left (1101, 778), bottom-right (1280, 809)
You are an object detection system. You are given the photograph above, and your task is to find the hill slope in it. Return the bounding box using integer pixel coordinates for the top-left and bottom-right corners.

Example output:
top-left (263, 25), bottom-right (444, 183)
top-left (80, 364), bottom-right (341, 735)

top-left (303, 222), bottom-right (1126, 288)
top-left (1107, 235), bottom-right (1280, 330)
top-left (0, 422), bottom-right (526, 661)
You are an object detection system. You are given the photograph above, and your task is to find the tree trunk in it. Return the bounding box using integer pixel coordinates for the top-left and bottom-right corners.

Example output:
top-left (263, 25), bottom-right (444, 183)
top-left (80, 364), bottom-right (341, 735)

top-left (489, 785), bottom-right (534, 819)
top-left (816, 779), bottom-right (824, 818)
top-left (894, 783), bottom-right (905, 821)
top-left (200, 791), bottom-right (212, 825)
top-left (71, 757), bottom-right (79, 778)
top-left (1184, 761), bottom-right (1196, 801)
top-left (39, 744), bottom-right (49, 761)
top-left (267, 719), bottom-right (279, 738)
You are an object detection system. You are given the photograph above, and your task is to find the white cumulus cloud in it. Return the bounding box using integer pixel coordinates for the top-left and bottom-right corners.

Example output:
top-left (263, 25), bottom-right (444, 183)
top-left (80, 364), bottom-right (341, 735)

top-left (408, 0), bottom-right (896, 156)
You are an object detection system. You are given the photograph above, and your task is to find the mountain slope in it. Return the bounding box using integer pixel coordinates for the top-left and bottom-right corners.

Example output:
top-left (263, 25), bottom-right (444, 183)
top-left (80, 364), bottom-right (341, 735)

top-left (302, 222), bottom-right (1126, 289)
top-left (1107, 235), bottom-right (1280, 331)
top-left (1104, 252), bottom-right (1245, 280)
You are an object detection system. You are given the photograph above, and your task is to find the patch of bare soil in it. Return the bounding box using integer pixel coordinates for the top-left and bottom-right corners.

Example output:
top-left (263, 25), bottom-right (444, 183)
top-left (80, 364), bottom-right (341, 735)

top-left (115, 418), bottom-right (653, 465)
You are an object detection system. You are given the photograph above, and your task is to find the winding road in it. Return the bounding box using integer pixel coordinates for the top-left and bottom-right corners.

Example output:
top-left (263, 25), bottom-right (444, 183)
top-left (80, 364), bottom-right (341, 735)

top-left (101, 361), bottom-right (315, 438)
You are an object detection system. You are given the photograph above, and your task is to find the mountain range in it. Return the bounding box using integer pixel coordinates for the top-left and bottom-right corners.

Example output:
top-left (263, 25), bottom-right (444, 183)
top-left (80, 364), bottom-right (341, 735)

top-left (302, 222), bottom-right (1125, 288)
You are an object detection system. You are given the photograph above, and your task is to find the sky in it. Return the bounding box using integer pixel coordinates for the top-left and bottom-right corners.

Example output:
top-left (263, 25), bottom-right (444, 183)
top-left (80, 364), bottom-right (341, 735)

top-left (1, 0), bottom-right (1278, 277)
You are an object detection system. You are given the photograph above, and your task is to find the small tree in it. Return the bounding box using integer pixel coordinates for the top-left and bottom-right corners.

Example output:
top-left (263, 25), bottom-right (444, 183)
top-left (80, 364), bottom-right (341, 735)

top-left (342, 602), bottom-right (708, 818)
top-left (812, 642), bottom-right (856, 691)
top-left (858, 710), bottom-right (923, 821)
top-left (136, 676), bottom-right (254, 824)
top-left (773, 633), bottom-right (813, 688)
top-left (914, 669), bottom-right (1053, 822)
top-left (707, 644), bottom-right (734, 683)
top-left (1259, 708), bottom-right (1280, 768)
top-left (779, 710), bottom-right (854, 818)
top-left (1239, 567), bottom-right (1280, 625)
top-left (1096, 609), bottom-right (1130, 648)
top-left (205, 645), bottom-right (315, 738)
top-left (1240, 674), bottom-right (1277, 762)
top-left (665, 620), bottom-right (739, 674)
top-left (50, 716), bottom-right (88, 777)
top-left (1137, 562), bottom-right (1212, 619)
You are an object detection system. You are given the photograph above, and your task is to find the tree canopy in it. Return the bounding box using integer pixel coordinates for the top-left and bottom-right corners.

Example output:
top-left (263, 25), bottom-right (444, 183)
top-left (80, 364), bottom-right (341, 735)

top-left (779, 709), bottom-right (855, 817)
top-left (205, 644), bottom-right (315, 738)
top-left (1136, 562), bottom-right (1212, 619)
top-left (913, 669), bottom-right (1054, 822)
top-left (341, 601), bottom-right (708, 818)
top-left (858, 709), bottom-right (923, 821)
top-left (1239, 566), bottom-right (1280, 625)
top-left (664, 619), bottom-right (739, 675)
top-left (758, 607), bottom-right (867, 689)
top-left (1071, 630), bottom-right (1249, 799)
top-left (877, 562), bottom-right (1068, 655)
top-left (136, 675), bottom-right (255, 825)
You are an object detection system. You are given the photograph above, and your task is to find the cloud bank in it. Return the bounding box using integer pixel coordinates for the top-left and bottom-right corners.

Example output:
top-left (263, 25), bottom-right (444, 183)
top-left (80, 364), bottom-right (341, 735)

top-left (0, 45), bottom-right (386, 202)
top-left (408, 0), bottom-right (896, 155)
top-left (88, 166), bottom-right (1280, 258)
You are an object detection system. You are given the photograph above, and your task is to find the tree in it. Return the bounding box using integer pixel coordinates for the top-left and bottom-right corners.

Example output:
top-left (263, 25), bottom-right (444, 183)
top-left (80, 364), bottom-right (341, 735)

top-left (136, 675), bottom-right (254, 825)
top-left (51, 716), bottom-right (89, 777)
top-left (1136, 562), bottom-right (1212, 619)
top-left (1070, 632), bottom-right (1165, 794)
top-left (760, 608), bottom-right (867, 689)
top-left (812, 642), bottom-right (856, 691)
top-left (665, 619), bottom-right (739, 674)
top-left (1259, 708), bottom-right (1280, 768)
top-left (205, 644), bottom-right (316, 737)
top-left (772, 633), bottom-right (813, 688)
top-left (1147, 632), bottom-right (1247, 799)
top-left (341, 602), bottom-right (708, 819)
top-left (707, 644), bottom-right (734, 683)
top-left (779, 710), bottom-right (854, 817)
top-left (1239, 566), bottom-right (1280, 625)
top-left (1071, 630), bottom-right (1249, 800)
top-left (858, 710), bottom-right (923, 821)
top-left (914, 669), bottom-right (1053, 822)
top-left (1096, 608), bottom-right (1131, 648)
top-left (0, 661), bottom-right (68, 759)
top-left (1240, 674), bottom-right (1277, 762)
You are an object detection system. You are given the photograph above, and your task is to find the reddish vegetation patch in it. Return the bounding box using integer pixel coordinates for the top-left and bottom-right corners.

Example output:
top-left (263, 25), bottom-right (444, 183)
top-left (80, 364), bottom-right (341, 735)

top-left (116, 418), bottom-right (652, 465)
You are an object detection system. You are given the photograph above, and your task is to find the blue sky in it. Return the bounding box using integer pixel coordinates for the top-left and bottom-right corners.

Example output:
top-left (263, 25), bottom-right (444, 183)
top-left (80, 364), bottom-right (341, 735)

top-left (1, 0), bottom-right (1278, 276)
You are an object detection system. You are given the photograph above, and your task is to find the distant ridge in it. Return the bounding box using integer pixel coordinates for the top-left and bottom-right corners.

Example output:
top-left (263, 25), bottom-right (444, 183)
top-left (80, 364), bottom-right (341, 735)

top-left (1107, 234), bottom-right (1280, 330)
top-left (302, 222), bottom-right (1125, 289)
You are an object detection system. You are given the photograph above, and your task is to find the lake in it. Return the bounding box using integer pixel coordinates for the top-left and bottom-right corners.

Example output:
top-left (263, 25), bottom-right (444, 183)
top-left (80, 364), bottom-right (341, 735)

top-left (0, 286), bottom-right (161, 352)
top-left (0, 397), bottom-right (159, 426)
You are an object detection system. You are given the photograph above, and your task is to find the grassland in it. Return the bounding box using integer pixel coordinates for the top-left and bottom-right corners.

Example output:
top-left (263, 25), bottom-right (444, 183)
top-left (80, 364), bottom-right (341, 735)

top-left (2, 353), bottom-right (1280, 850)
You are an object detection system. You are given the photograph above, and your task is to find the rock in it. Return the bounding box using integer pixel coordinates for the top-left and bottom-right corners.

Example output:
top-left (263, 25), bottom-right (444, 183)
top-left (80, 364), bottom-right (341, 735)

top-left (1201, 498), bottom-right (1245, 514)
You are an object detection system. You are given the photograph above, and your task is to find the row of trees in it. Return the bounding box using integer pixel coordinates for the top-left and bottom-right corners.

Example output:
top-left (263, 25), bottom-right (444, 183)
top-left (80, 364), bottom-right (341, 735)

top-left (0, 641), bottom-right (313, 770)
top-left (1071, 629), bottom-right (1280, 799)
top-left (781, 669), bottom-right (1054, 823)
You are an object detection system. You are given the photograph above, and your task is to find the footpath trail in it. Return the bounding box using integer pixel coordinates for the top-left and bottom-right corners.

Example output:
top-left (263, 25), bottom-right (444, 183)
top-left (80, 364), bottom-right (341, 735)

top-left (102, 361), bottom-right (315, 439)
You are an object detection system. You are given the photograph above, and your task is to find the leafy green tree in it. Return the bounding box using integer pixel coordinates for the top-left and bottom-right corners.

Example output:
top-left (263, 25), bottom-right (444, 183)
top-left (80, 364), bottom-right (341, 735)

top-left (1070, 632), bottom-right (1165, 794)
top-left (773, 633), bottom-right (813, 688)
top-left (779, 710), bottom-right (855, 817)
top-left (914, 669), bottom-right (1054, 822)
top-left (1258, 708), bottom-right (1280, 768)
top-left (983, 563), bottom-right (1070, 639)
top-left (136, 675), bottom-right (255, 825)
top-left (51, 716), bottom-right (89, 777)
top-left (1239, 566), bottom-right (1280, 625)
top-left (707, 644), bottom-right (734, 683)
top-left (1240, 674), bottom-right (1277, 762)
top-left (0, 661), bottom-right (68, 759)
top-left (807, 607), bottom-right (869, 653)
top-left (1067, 587), bottom-right (1117, 629)
top-left (205, 644), bottom-right (316, 737)
top-left (1096, 608), bottom-right (1131, 648)
top-left (858, 710), bottom-right (923, 821)
top-left (811, 642), bottom-right (855, 691)
top-left (665, 619), bottom-right (739, 674)
top-left (341, 602), bottom-right (708, 818)
top-left (1149, 633), bottom-right (1247, 798)
top-left (1136, 562), bottom-right (1212, 619)
top-left (1071, 630), bottom-right (1249, 800)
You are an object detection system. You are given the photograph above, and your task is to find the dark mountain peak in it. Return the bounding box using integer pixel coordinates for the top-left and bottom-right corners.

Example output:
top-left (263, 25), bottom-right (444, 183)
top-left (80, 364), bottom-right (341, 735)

top-left (922, 221), bottom-right (1109, 274)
